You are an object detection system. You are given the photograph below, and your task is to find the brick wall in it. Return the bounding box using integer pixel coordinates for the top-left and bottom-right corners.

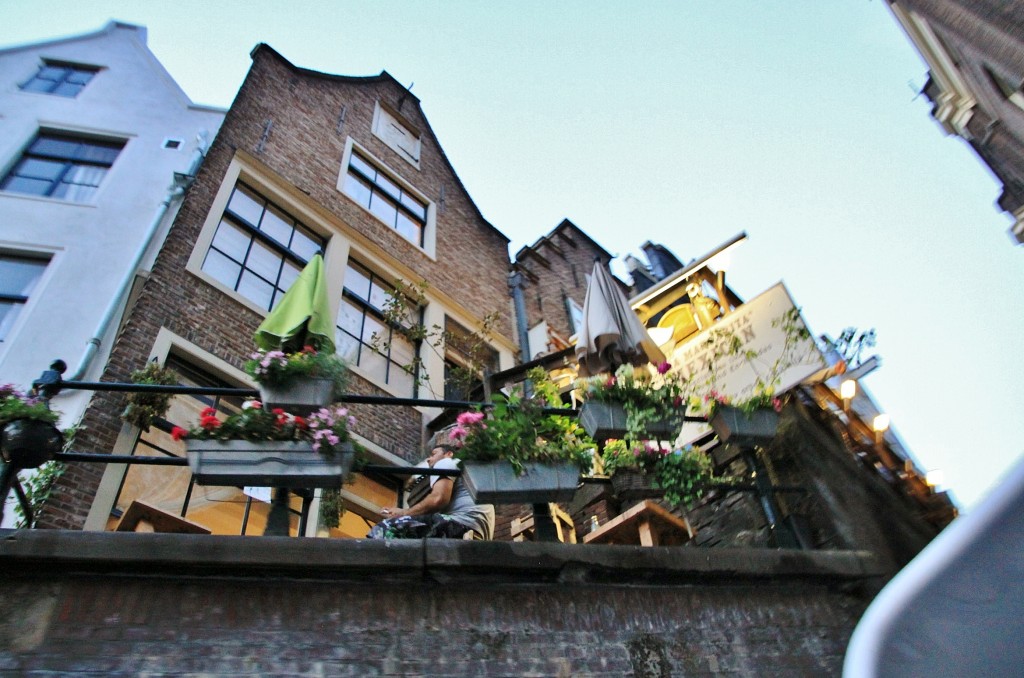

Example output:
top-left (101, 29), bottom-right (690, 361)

top-left (37, 46), bottom-right (514, 529)
top-left (0, 532), bottom-right (881, 676)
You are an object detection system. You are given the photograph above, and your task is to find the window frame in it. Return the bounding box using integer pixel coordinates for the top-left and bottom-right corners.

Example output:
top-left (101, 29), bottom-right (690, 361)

top-left (337, 140), bottom-right (435, 256)
top-left (19, 59), bottom-right (99, 97)
top-left (199, 182), bottom-right (326, 312)
top-left (0, 252), bottom-right (49, 343)
top-left (336, 258), bottom-right (423, 398)
top-left (0, 131), bottom-right (125, 203)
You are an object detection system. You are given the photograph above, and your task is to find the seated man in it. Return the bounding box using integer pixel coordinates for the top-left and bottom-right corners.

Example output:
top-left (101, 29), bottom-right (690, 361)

top-left (368, 443), bottom-right (494, 540)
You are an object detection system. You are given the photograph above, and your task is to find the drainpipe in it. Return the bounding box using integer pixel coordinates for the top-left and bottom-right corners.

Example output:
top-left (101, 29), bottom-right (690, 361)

top-left (508, 269), bottom-right (531, 363)
top-left (67, 131), bottom-right (210, 381)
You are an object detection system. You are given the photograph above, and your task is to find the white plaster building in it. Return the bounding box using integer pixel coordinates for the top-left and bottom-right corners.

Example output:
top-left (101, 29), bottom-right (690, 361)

top-left (0, 21), bottom-right (225, 426)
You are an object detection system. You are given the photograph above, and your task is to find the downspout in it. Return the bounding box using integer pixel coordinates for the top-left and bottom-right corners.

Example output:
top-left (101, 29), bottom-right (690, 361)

top-left (508, 269), bottom-right (531, 363)
top-left (67, 131), bottom-right (210, 381)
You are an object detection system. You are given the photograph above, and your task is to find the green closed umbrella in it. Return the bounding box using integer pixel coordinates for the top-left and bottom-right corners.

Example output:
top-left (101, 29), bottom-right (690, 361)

top-left (253, 253), bottom-right (335, 353)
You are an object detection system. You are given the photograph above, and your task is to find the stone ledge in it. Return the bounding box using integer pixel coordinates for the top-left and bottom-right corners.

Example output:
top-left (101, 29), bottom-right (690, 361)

top-left (0, 529), bottom-right (886, 585)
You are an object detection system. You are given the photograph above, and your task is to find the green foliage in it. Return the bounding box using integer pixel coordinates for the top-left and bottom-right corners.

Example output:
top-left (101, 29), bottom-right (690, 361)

top-left (245, 347), bottom-right (348, 396)
top-left (452, 367), bottom-right (594, 474)
top-left (13, 460), bottom-right (66, 528)
top-left (318, 488), bottom-right (346, 529)
top-left (369, 277), bottom-right (500, 399)
top-left (0, 384), bottom-right (59, 426)
top-left (655, 446), bottom-right (715, 508)
top-left (576, 362), bottom-right (687, 440)
top-left (120, 362), bottom-right (179, 431)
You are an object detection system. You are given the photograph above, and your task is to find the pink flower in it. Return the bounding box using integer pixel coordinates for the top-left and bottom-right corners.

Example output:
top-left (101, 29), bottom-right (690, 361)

top-left (449, 426), bottom-right (468, 440)
top-left (772, 398), bottom-right (782, 412)
top-left (456, 411), bottom-right (485, 426)
top-left (656, 361), bottom-right (671, 375)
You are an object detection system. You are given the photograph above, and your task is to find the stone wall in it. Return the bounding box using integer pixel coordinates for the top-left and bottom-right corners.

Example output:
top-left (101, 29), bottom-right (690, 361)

top-left (0, 530), bottom-right (882, 676)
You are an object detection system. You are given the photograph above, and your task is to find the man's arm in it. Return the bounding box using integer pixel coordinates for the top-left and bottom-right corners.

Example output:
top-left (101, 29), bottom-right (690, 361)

top-left (382, 478), bottom-right (454, 518)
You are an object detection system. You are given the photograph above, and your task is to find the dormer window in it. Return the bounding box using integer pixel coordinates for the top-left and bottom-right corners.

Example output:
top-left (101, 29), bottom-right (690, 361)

top-left (20, 60), bottom-right (99, 97)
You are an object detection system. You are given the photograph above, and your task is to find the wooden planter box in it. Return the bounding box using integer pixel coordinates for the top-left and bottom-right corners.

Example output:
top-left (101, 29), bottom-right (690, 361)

top-left (0, 419), bottom-right (61, 469)
top-left (186, 440), bottom-right (353, 488)
top-left (708, 406), bottom-right (780, 446)
top-left (461, 461), bottom-right (580, 504)
top-left (258, 378), bottom-right (334, 415)
top-left (579, 401), bottom-right (680, 442)
top-left (610, 469), bottom-right (664, 502)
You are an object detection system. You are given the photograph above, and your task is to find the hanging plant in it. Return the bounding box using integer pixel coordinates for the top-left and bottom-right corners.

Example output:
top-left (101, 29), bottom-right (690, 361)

top-left (318, 488), bottom-right (347, 529)
top-left (121, 363), bottom-right (179, 431)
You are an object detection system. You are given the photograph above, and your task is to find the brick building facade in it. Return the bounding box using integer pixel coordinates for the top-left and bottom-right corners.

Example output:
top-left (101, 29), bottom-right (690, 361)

top-left (36, 45), bottom-right (517, 534)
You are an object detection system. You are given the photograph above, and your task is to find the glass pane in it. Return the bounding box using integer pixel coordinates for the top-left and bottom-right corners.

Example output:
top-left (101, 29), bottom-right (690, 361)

top-left (0, 256), bottom-right (47, 295)
top-left (0, 302), bottom-right (22, 341)
top-left (2, 176), bottom-right (53, 196)
top-left (74, 143), bottom-right (121, 165)
top-left (38, 66), bottom-right (68, 81)
top-left (389, 362), bottom-right (414, 395)
top-left (66, 69), bottom-right (94, 85)
top-left (337, 298), bottom-right (363, 336)
top-left (336, 331), bottom-right (360, 363)
top-left (52, 82), bottom-right (82, 97)
top-left (50, 181), bottom-right (97, 202)
top-left (259, 204), bottom-right (293, 246)
top-left (361, 313), bottom-right (385, 346)
top-left (227, 185), bottom-right (265, 228)
top-left (374, 173), bottom-right (401, 201)
top-left (291, 227), bottom-right (321, 261)
top-left (343, 263), bottom-right (371, 301)
top-left (237, 271), bottom-right (274, 310)
top-left (349, 154), bottom-right (375, 178)
top-left (30, 136), bottom-right (79, 160)
top-left (343, 173), bottom-right (372, 209)
top-left (201, 249), bottom-right (242, 289)
top-left (389, 333), bottom-right (415, 367)
top-left (62, 165), bottom-right (106, 188)
top-left (395, 212), bottom-right (421, 245)
top-left (400, 193), bottom-right (426, 220)
top-left (16, 158), bottom-right (65, 181)
top-left (369, 192), bottom-right (398, 226)
top-left (210, 220), bottom-right (251, 262)
top-left (359, 348), bottom-right (388, 384)
top-left (368, 280), bottom-right (391, 313)
top-left (21, 78), bottom-right (54, 93)
top-left (244, 240), bottom-right (282, 283)
top-left (278, 260), bottom-right (300, 293)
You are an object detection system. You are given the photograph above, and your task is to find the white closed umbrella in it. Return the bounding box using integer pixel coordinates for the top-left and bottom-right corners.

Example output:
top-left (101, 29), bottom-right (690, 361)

top-left (576, 261), bottom-right (665, 377)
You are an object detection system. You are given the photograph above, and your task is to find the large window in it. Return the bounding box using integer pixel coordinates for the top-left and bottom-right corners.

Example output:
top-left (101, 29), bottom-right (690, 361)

top-left (342, 151), bottom-right (427, 247)
top-left (443, 317), bottom-right (499, 401)
top-left (0, 254), bottom-right (47, 341)
top-left (20, 61), bottom-right (98, 97)
top-left (201, 183), bottom-right (325, 311)
top-left (336, 260), bottom-right (420, 396)
top-left (1, 132), bottom-right (123, 202)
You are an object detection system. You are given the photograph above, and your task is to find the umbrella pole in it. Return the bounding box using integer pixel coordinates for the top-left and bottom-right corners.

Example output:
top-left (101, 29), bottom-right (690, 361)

top-left (264, 487), bottom-right (291, 536)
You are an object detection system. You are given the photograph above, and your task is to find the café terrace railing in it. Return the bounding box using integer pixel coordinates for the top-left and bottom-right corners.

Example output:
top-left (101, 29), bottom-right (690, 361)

top-left (0, 361), bottom-right (809, 545)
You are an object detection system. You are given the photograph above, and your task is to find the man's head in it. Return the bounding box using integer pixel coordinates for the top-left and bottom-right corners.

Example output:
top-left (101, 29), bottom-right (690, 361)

top-left (426, 444), bottom-right (456, 467)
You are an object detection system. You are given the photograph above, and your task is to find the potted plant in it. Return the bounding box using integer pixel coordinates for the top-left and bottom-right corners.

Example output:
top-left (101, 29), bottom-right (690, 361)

top-left (245, 345), bottom-right (348, 415)
top-left (655, 445), bottom-right (717, 509)
top-left (0, 384), bottom-right (62, 469)
top-left (452, 368), bottom-right (593, 504)
top-left (576, 362), bottom-right (687, 442)
top-left (704, 388), bottom-right (783, 446)
top-left (173, 399), bottom-right (355, 488)
top-left (120, 362), bottom-right (179, 431)
top-left (601, 438), bottom-right (669, 501)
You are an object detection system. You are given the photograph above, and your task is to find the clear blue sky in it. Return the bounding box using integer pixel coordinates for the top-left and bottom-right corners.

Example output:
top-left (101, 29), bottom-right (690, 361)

top-left (3, 1), bottom-right (1021, 510)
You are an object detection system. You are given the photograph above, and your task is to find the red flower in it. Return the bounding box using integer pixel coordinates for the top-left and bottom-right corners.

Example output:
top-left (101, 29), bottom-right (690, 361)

top-left (673, 396), bottom-right (684, 408)
top-left (294, 416), bottom-right (308, 430)
top-left (171, 426), bottom-right (188, 441)
top-left (605, 376), bottom-right (616, 388)
top-left (200, 407), bottom-right (218, 418)
top-left (302, 345), bottom-right (317, 354)
top-left (656, 361), bottom-right (671, 375)
top-left (200, 415), bottom-right (221, 430)
top-left (272, 408), bottom-right (285, 416)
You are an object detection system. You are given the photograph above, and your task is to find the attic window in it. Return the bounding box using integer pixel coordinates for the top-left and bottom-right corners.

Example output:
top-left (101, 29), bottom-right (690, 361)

top-left (372, 102), bottom-right (422, 167)
top-left (20, 60), bottom-right (99, 97)
top-left (163, 139), bottom-right (182, 149)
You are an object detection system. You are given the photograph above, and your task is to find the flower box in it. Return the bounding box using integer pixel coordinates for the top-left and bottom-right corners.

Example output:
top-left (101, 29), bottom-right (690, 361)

top-left (708, 405), bottom-right (780, 446)
top-left (186, 440), bottom-right (353, 488)
top-left (579, 401), bottom-right (679, 442)
top-left (610, 469), bottom-right (663, 502)
top-left (460, 461), bottom-right (580, 504)
top-left (258, 377), bottom-right (334, 415)
top-left (0, 419), bottom-right (62, 469)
